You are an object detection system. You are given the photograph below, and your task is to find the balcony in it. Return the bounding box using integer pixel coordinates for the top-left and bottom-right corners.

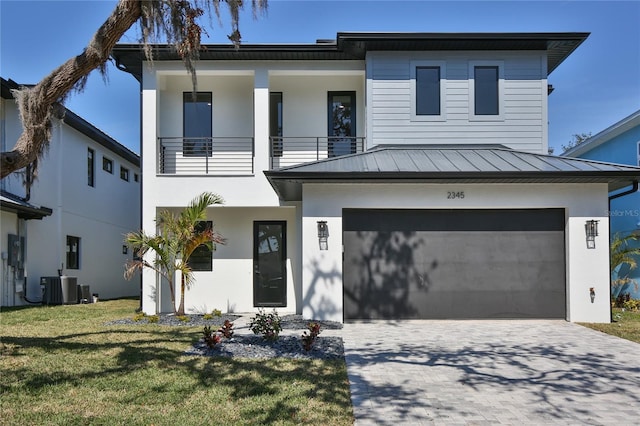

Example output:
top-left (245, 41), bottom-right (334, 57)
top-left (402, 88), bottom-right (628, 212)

top-left (158, 137), bottom-right (254, 175)
top-left (157, 136), bottom-right (365, 175)
top-left (269, 137), bottom-right (365, 169)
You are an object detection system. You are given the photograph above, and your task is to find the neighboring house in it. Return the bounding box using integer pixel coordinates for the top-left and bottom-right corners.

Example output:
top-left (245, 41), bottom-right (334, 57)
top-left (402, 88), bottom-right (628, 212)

top-left (112, 32), bottom-right (640, 323)
top-left (0, 77), bottom-right (141, 306)
top-left (562, 109), bottom-right (640, 299)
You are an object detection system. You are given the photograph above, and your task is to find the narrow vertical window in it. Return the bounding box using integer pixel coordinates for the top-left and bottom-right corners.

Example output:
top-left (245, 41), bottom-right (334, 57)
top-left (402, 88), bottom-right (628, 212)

top-left (183, 92), bottom-right (212, 157)
top-left (189, 221), bottom-right (213, 271)
top-left (87, 148), bottom-right (95, 187)
top-left (270, 92), bottom-right (283, 157)
top-left (120, 166), bottom-right (129, 181)
top-left (134, 173), bottom-right (139, 182)
top-left (474, 66), bottom-right (499, 115)
top-left (416, 67), bottom-right (441, 116)
top-left (66, 236), bottom-right (80, 270)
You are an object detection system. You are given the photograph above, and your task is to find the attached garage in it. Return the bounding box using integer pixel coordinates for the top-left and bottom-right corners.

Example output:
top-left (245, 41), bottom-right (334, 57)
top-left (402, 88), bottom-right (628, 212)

top-left (343, 208), bottom-right (566, 320)
top-left (266, 145), bottom-right (640, 323)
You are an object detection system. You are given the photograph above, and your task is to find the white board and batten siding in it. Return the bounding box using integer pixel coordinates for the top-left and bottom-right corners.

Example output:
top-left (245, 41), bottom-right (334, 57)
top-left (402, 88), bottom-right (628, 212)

top-left (366, 51), bottom-right (549, 154)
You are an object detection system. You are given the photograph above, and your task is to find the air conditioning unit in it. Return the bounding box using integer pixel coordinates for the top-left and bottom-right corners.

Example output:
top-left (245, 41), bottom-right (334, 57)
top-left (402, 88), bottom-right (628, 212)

top-left (41, 276), bottom-right (62, 305)
top-left (60, 276), bottom-right (78, 304)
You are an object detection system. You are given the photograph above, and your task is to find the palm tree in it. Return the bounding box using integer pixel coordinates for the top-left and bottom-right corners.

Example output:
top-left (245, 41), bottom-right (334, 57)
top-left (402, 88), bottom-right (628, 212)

top-left (610, 232), bottom-right (640, 293)
top-left (124, 192), bottom-right (225, 315)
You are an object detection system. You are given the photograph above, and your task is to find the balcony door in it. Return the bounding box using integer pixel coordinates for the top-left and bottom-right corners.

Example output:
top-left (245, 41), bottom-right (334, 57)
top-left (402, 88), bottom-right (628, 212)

top-left (183, 92), bottom-right (212, 157)
top-left (328, 91), bottom-right (356, 157)
top-left (253, 221), bottom-right (287, 307)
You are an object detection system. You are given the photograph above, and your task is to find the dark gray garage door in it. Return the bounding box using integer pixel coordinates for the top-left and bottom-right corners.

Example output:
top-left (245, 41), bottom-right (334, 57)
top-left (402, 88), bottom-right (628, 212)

top-left (343, 209), bottom-right (565, 320)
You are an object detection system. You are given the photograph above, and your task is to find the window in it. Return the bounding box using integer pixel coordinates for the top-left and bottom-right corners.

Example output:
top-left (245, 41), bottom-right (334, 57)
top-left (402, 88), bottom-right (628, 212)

top-left (102, 157), bottom-right (113, 173)
top-left (66, 236), bottom-right (80, 270)
top-left (87, 148), bottom-right (95, 187)
top-left (411, 61), bottom-right (446, 121)
top-left (637, 141), bottom-right (640, 166)
top-left (270, 92), bottom-right (283, 157)
top-left (120, 166), bottom-right (129, 181)
top-left (134, 173), bottom-right (139, 182)
top-left (469, 61), bottom-right (504, 121)
top-left (183, 92), bottom-right (212, 157)
top-left (188, 221), bottom-right (213, 271)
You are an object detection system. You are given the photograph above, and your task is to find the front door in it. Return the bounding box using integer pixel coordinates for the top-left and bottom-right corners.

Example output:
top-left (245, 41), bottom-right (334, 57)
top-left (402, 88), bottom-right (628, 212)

top-left (328, 91), bottom-right (356, 157)
top-left (253, 221), bottom-right (287, 307)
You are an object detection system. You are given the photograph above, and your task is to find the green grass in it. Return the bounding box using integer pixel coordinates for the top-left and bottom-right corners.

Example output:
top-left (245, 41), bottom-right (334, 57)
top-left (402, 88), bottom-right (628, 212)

top-left (581, 308), bottom-right (640, 344)
top-left (0, 300), bottom-right (353, 425)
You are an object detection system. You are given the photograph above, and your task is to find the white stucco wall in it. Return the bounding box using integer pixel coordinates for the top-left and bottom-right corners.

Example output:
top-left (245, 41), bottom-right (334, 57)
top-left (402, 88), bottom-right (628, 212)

top-left (141, 206), bottom-right (301, 316)
top-left (301, 182), bottom-right (610, 323)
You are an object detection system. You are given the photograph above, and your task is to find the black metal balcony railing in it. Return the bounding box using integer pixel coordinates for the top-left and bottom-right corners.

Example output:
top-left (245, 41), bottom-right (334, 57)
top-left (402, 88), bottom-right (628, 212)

top-left (158, 137), bottom-right (254, 175)
top-left (269, 137), bottom-right (365, 169)
top-left (157, 136), bottom-right (365, 175)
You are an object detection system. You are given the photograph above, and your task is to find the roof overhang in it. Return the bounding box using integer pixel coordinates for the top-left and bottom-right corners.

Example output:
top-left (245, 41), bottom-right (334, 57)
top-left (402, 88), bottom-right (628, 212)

top-left (0, 191), bottom-right (53, 220)
top-left (264, 146), bottom-right (640, 202)
top-left (112, 31), bottom-right (589, 82)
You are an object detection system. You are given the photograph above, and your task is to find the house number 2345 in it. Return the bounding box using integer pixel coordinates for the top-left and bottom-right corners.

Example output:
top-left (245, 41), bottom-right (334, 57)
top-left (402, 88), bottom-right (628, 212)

top-left (447, 191), bottom-right (465, 199)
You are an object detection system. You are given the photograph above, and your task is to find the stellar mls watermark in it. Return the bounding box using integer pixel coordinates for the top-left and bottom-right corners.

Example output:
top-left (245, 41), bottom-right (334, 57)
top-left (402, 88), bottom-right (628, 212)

top-left (607, 209), bottom-right (640, 217)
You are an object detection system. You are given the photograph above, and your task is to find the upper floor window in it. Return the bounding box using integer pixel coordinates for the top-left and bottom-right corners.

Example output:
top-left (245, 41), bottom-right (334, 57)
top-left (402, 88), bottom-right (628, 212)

top-left (469, 61), bottom-right (504, 121)
top-left (134, 173), bottom-right (139, 182)
top-left (411, 61), bottom-right (446, 121)
top-left (120, 166), bottom-right (129, 182)
top-left (270, 92), bottom-right (283, 157)
top-left (183, 92), bottom-right (212, 157)
top-left (66, 235), bottom-right (80, 270)
top-left (103, 157), bottom-right (113, 174)
top-left (87, 148), bottom-right (95, 187)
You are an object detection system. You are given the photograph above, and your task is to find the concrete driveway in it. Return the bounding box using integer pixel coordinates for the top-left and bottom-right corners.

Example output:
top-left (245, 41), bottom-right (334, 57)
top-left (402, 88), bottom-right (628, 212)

top-left (341, 320), bottom-right (640, 425)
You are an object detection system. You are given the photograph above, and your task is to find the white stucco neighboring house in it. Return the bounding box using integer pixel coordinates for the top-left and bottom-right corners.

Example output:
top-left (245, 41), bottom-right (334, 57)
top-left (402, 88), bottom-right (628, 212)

top-left (1, 77), bottom-right (141, 306)
top-left (112, 32), bottom-right (640, 323)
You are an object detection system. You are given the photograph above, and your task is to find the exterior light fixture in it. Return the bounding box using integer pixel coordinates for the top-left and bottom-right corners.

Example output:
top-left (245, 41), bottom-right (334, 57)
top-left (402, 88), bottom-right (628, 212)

top-left (585, 219), bottom-right (599, 249)
top-left (122, 245), bottom-right (128, 255)
top-left (590, 287), bottom-right (595, 303)
top-left (317, 221), bottom-right (329, 250)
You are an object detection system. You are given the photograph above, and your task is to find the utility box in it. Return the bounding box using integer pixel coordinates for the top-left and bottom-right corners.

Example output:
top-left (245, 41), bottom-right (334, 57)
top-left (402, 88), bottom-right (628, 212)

top-left (60, 276), bottom-right (78, 304)
top-left (41, 276), bottom-right (62, 305)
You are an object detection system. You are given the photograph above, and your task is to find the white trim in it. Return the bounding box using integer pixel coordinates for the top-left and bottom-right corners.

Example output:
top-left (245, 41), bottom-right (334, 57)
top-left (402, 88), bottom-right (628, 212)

top-left (468, 60), bottom-right (505, 122)
top-left (410, 60), bottom-right (446, 122)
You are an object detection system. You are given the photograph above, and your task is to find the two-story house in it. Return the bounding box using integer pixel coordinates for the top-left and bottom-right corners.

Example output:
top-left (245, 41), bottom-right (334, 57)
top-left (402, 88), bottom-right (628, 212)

top-left (1, 77), bottom-right (141, 306)
top-left (112, 32), bottom-right (640, 323)
top-left (562, 109), bottom-right (640, 299)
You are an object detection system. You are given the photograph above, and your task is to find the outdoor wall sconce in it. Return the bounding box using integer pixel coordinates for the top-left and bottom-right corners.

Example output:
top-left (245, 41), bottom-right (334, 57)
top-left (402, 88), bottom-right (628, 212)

top-left (590, 287), bottom-right (595, 303)
top-left (585, 219), bottom-right (599, 249)
top-left (122, 245), bottom-right (128, 255)
top-left (317, 221), bottom-right (329, 250)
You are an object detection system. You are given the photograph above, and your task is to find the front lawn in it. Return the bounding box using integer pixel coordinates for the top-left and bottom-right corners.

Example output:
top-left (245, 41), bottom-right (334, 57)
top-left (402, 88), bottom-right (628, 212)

top-left (0, 299), bottom-right (353, 425)
top-left (581, 308), bottom-right (640, 344)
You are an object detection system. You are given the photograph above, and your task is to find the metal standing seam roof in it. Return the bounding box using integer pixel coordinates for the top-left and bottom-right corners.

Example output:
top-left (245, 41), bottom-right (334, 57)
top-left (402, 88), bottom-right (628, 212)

top-left (264, 145), bottom-right (640, 201)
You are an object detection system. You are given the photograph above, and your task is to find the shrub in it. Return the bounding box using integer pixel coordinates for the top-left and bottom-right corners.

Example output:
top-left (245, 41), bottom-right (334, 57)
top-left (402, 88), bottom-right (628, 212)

top-left (218, 319), bottom-right (234, 338)
top-left (133, 312), bottom-right (146, 322)
top-left (623, 298), bottom-right (640, 312)
top-left (203, 313), bottom-right (213, 320)
top-left (147, 315), bottom-right (159, 323)
top-left (212, 309), bottom-right (222, 317)
top-left (249, 309), bottom-right (282, 341)
top-left (301, 322), bottom-right (322, 352)
top-left (177, 315), bottom-right (190, 323)
top-left (203, 326), bottom-right (221, 348)
top-left (615, 293), bottom-right (631, 308)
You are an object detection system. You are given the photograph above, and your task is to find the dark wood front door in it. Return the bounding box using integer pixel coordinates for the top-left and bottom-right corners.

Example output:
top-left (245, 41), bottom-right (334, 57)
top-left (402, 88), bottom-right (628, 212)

top-left (253, 221), bottom-right (287, 307)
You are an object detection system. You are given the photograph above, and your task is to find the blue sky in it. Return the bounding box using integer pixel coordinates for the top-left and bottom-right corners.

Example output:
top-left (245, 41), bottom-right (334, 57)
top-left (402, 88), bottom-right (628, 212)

top-left (1, 0), bottom-right (639, 155)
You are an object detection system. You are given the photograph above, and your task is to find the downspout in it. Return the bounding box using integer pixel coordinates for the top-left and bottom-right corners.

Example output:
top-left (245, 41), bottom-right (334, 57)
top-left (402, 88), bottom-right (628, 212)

top-left (607, 180), bottom-right (639, 322)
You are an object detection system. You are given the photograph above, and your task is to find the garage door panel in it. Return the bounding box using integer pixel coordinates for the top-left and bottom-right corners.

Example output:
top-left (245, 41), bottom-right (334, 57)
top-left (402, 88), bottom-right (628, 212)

top-left (343, 209), bottom-right (566, 320)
